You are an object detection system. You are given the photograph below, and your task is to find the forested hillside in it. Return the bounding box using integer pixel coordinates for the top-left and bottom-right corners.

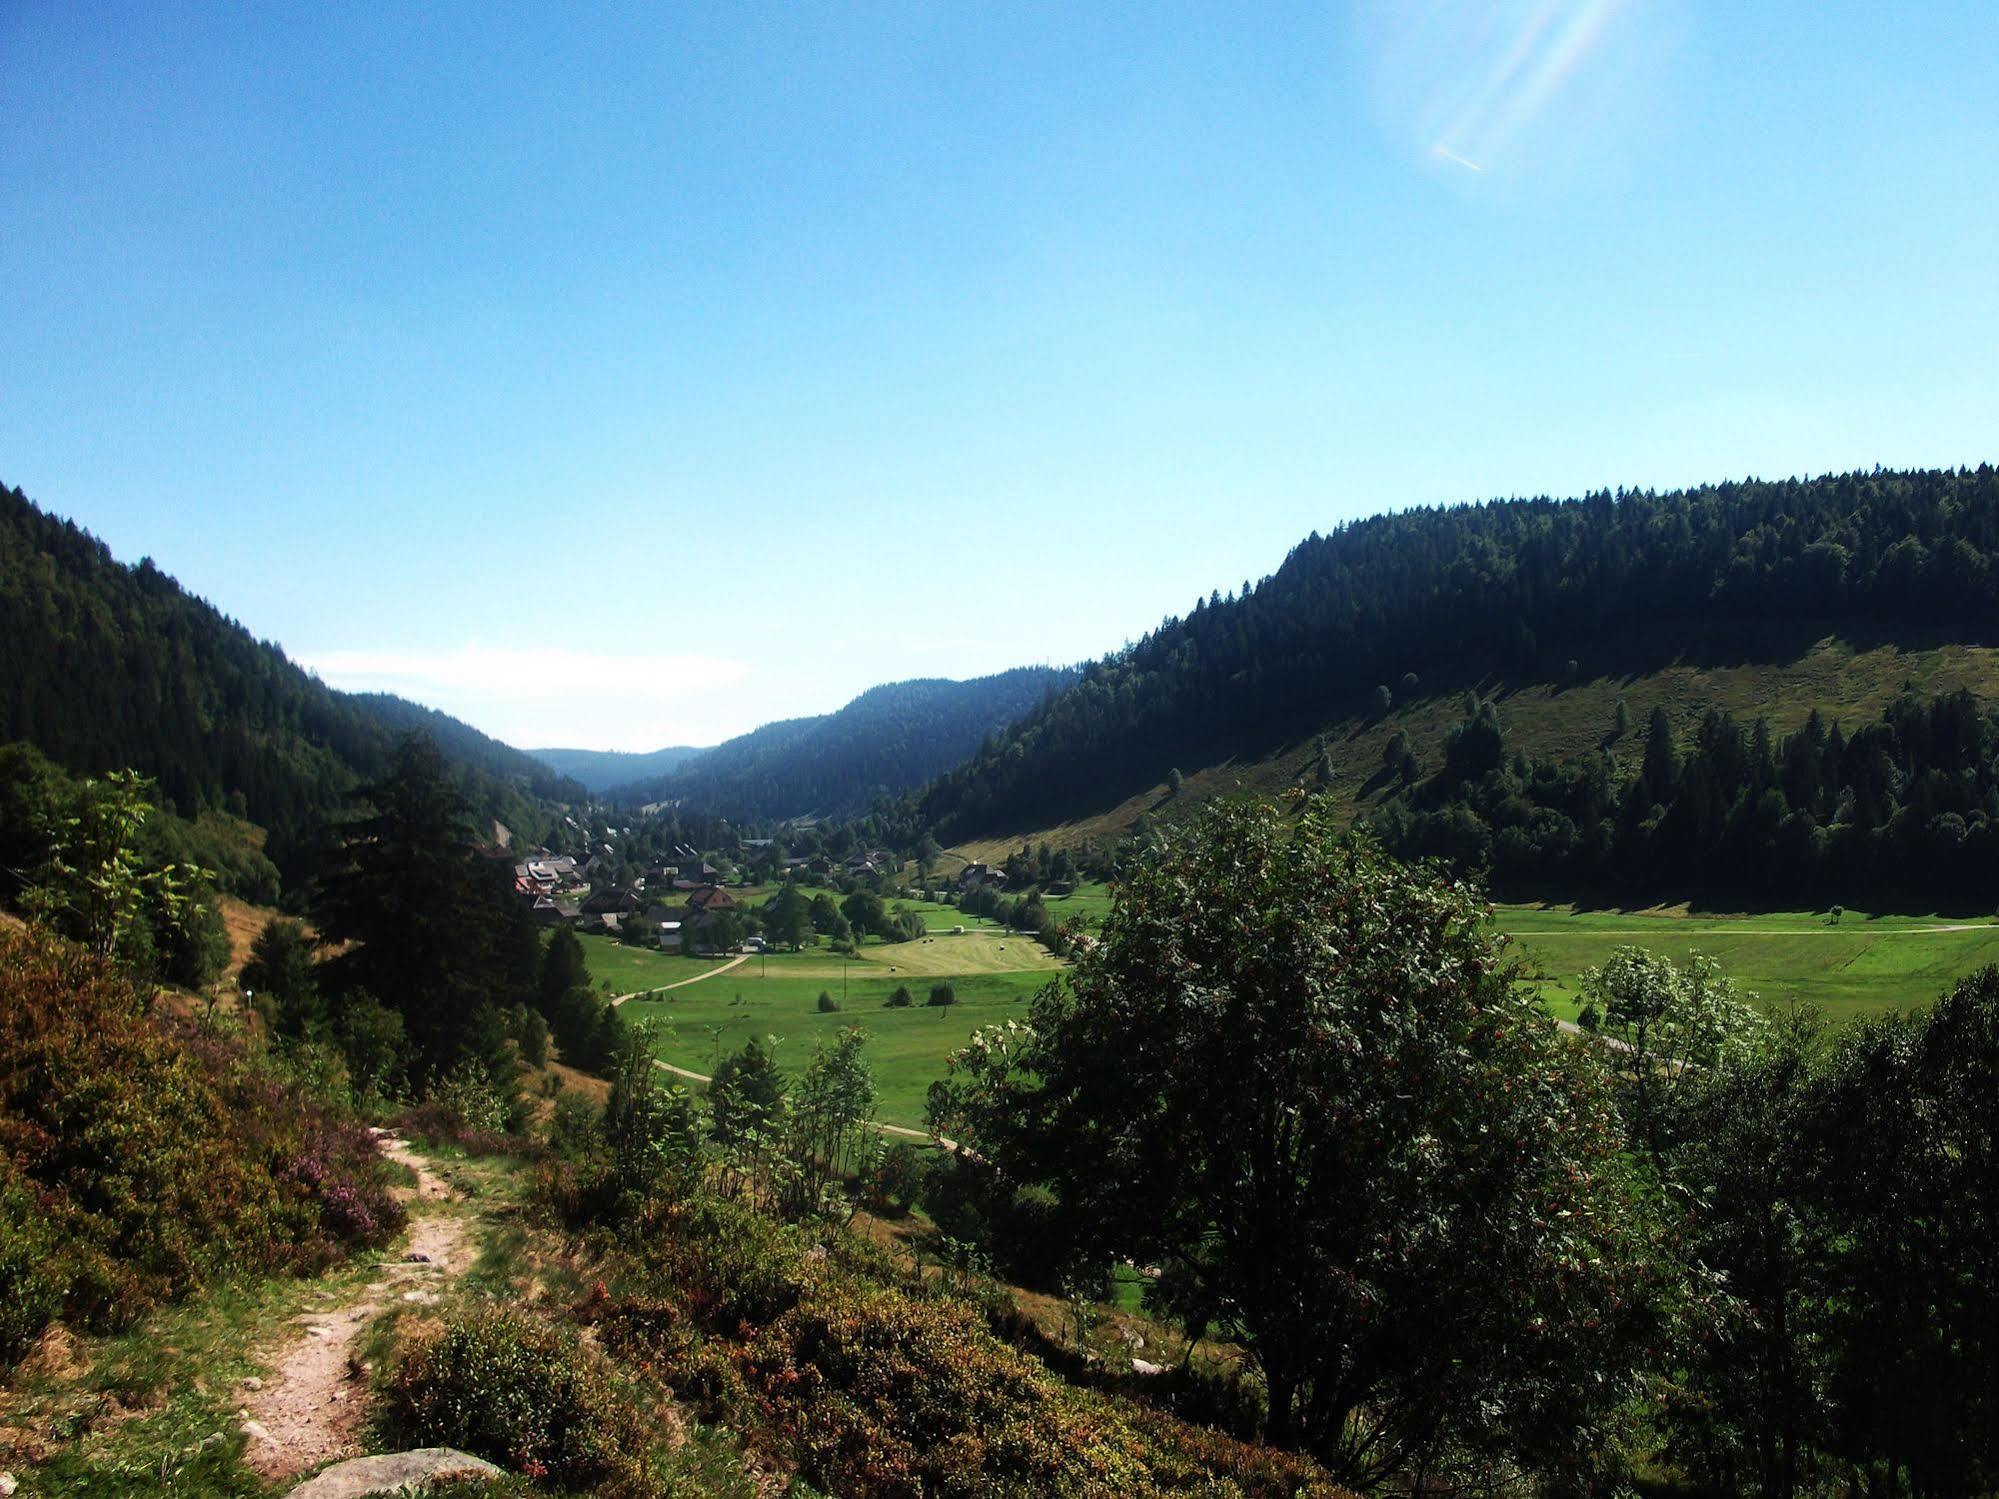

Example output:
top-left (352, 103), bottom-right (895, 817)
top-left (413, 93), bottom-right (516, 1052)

top-left (603, 667), bottom-right (1078, 819)
top-left (0, 483), bottom-right (584, 879)
top-left (527, 742), bottom-right (706, 794)
top-left (924, 467), bottom-right (1999, 843)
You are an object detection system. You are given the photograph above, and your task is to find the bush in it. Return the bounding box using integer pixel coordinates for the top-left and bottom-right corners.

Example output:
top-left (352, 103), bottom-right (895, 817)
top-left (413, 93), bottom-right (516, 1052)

top-left (927, 982), bottom-right (956, 1007)
top-left (868, 1141), bottom-right (923, 1217)
top-left (600, 1187), bottom-right (1345, 1498)
top-left (886, 985), bottom-right (912, 1008)
top-left (817, 990), bottom-right (839, 1013)
top-left (0, 928), bottom-right (404, 1363)
top-left (379, 1307), bottom-right (663, 1494)
top-left (429, 1060), bottom-right (517, 1135)
top-left (0, 1159), bottom-right (63, 1364)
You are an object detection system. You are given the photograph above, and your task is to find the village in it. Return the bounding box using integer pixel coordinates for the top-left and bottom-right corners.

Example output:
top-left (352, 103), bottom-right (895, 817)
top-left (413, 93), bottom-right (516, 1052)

top-left (507, 839), bottom-right (1018, 955)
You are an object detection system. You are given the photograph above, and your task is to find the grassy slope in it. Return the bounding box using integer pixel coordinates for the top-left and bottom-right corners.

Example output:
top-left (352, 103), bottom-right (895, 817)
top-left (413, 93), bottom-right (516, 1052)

top-left (951, 638), bottom-right (1999, 862)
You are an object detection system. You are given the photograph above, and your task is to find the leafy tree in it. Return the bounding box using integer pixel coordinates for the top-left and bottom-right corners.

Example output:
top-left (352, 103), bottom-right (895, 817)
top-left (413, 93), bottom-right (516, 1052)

top-left (817, 990), bottom-right (839, 1012)
top-left (839, 888), bottom-right (886, 940)
top-left (708, 1035), bottom-right (787, 1145)
top-left (1660, 1011), bottom-right (1831, 1495)
top-left (932, 799), bottom-right (1652, 1485)
top-left (785, 1027), bottom-right (878, 1218)
top-left (809, 893), bottom-right (850, 943)
top-left (23, 768), bottom-right (207, 980)
top-left (601, 1020), bottom-right (702, 1211)
top-left (1579, 946), bottom-right (1765, 1156)
top-left (699, 909), bottom-right (745, 954)
top-left (886, 985), bottom-right (912, 1008)
top-left (927, 982), bottom-right (956, 1007)
top-left (763, 881), bottom-right (812, 950)
top-left (1166, 767), bottom-right (1184, 796)
top-left (1811, 971), bottom-right (1999, 1493)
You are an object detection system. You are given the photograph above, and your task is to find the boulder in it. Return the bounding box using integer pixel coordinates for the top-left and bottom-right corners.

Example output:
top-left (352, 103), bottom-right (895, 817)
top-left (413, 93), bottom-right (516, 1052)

top-left (286, 1448), bottom-right (502, 1498)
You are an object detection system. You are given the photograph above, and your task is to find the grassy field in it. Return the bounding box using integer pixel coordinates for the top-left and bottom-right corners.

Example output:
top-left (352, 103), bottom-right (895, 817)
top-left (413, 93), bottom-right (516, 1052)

top-left (622, 966), bottom-right (1053, 1128)
top-left (576, 934), bottom-right (737, 995)
top-left (579, 889), bottom-right (1999, 1133)
top-left (1502, 905), bottom-right (1999, 1026)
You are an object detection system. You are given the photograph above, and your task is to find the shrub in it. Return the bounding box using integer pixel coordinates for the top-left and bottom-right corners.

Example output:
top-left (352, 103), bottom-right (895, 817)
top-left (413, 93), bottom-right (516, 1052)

top-left (817, 990), bottom-right (839, 1013)
top-left (868, 1140), bottom-right (924, 1217)
top-left (0, 928), bottom-right (404, 1362)
top-left (379, 1307), bottom-right (663, 1494)
top-left (927, 982), bottom-right (956, 1007)
top-left (602, 1187), bottom-right (1347, 1498)
top-left (0, 1159), bottom-right (63, 1364)
top-left (428, 1060), bottom-right (517, 1135)
top-left (886, 985), bottom-right (912, 1008)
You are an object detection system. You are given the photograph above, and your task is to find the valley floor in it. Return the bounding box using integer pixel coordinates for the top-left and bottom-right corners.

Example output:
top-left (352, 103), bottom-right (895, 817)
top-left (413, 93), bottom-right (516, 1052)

top-left (593, 894), bottom-right (1999, 1132)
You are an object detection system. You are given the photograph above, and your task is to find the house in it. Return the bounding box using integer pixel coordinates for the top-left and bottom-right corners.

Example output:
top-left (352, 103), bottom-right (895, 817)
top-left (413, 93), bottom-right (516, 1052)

top-left (528, 895), bottom-right (580, 927)
top-left (807, 855), bottom-right (836, 879)
top-left (958, 863), bottom-right (1004, 890)
top-left (581, 886), bottom-right (640, 917)
top-left (655, 920), bottom-right (684, 953)
top-left (521, 854), bottom-right (581, 891)
top-left (684, 885), bottom-right (737, 914)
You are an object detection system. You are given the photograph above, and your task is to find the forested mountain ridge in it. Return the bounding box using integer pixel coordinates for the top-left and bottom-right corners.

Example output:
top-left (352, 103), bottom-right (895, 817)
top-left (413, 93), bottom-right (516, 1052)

top-left (601, 667), bottom-right (1080, 819)
top-left (923, 467), bottom-right (1999, 844)
top-left (0, 482), bottom-right (585, 880)
top-left (527, 743), bottom-right (706, 794)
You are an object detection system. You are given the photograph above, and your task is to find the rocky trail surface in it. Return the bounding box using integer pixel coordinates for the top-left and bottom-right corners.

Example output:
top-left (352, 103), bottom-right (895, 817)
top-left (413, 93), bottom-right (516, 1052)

top-left (238, 1130), bottom-right (470, 1484)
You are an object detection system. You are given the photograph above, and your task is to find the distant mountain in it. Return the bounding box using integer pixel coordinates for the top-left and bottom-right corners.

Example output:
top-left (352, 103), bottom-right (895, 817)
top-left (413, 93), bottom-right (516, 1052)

top-left (527, 744), bottom-right (709, 795)
top-left (604, 667), bottom-right (1079, 819)
top-left (0, 482), bottom-right (586, 880)
top-left (921, 466), bottom-right (1999, 845)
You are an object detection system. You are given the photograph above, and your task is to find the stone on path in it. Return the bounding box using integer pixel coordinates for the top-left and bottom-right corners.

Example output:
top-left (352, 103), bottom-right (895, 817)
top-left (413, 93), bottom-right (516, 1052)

top-left (285, 1448), bottom-right (502, 1498)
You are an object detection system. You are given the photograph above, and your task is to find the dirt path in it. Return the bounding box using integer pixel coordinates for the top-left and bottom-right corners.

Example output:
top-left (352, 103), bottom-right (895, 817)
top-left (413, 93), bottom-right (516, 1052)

top-left (239, 1129), bottom-right (470, 1483)
top-left (611, 952), bottom-right (751, 1005)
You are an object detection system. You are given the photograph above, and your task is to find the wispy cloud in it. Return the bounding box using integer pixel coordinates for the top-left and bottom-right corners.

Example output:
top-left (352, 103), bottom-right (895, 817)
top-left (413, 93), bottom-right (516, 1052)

top-left (1429, 143), bottom-right (1484, 172)
top-left (300, 645), bottom-right (749, 702)
top-left (297, 645), bottom-right (759, 751)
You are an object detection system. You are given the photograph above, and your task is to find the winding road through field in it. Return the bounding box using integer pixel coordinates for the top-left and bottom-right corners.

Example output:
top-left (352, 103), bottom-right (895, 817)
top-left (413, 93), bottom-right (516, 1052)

top-left (609, 951), bottom-right (749, 1005)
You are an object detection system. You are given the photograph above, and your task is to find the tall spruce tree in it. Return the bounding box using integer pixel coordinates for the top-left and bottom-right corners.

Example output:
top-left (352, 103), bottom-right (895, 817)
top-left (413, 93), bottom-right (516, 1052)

top-left (314, 734), bottom-right (520, 1082)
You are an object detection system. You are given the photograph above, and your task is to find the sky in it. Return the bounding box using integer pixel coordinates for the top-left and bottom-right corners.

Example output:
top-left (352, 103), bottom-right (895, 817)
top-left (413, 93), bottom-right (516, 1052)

top-left (3, 2), bottom-right (1995, 752)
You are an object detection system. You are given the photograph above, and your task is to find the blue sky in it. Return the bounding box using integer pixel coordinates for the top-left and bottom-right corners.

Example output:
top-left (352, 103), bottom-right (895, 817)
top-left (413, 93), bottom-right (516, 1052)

top-left (3, 2), bottom-right (1995, 750)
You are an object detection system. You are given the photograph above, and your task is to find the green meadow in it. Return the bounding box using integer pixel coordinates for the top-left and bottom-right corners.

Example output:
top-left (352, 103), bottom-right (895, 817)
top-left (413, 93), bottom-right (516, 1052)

top-left (577, 896), bottom-right (1999, 1133)
top-left (1502, 905), bottom-right (1999, 1026)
